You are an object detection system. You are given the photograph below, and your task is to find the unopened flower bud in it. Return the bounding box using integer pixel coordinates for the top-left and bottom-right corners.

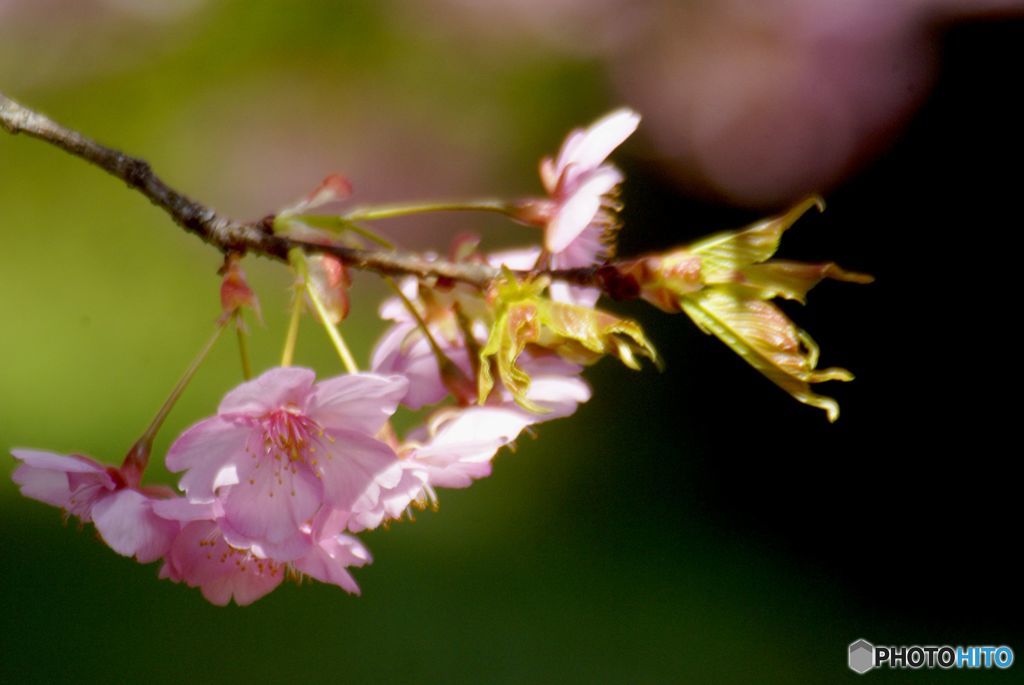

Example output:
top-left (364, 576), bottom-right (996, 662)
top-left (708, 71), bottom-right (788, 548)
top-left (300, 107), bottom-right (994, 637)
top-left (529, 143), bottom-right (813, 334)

top-left (219, 255), bottom-right (261, 323)
top-left (306, 254), bottom-right (351, 324)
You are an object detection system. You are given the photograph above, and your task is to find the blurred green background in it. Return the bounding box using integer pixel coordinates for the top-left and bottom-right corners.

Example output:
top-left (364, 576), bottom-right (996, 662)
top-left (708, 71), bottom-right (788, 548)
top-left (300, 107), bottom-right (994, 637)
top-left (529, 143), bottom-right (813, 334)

top-left (3, 1), bottom-right (1022, 683)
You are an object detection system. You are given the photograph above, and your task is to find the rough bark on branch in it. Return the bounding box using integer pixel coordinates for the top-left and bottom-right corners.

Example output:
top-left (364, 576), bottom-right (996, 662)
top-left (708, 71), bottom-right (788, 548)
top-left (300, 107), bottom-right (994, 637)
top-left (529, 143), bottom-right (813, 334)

top-left (2, 91), bottom-right (598, 289)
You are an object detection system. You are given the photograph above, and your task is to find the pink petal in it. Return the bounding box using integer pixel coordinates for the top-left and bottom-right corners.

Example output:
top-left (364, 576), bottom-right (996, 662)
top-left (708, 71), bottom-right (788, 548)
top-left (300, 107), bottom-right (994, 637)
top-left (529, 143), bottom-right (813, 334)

top-left (517, 352), bottom-right (583, 377)
top-left (370, 323), bottom-right (452, 410)
top-left (218, 516), bottom-right (313, 562)
top-left (198, 577), bottom-right (242, 606)
top-left (487, 246), bottom-right (543, 270)
top-left (158, 559), bottom-right (179, 582)
top-left (552, 223), bottom-right (610, 270)
top-left (168, 522), bottom-right (249, 591)
top-left (166, 417), bottom-right (253, 501)
top-left (345, 465), bottom-right (429, 533)
top-left (294, 533), bottom-right (371, 594)
top-left (521, 375), bottom-right (592, 419)
top-left (553, 129), bottom-right (588, 180)
top-left (548, 281), bottom-right (601, 308)
top-left (10, 449), bottom-right (108, 474)
top-left (218, 366), bottom-right (316, 415)
top-left (307, 373), bottom-right (407, 435)
top-left (370, 321), bottom-right (416, 372)
top-left (209, 568), bottom-right (283, 606)
top-left (311, 507), bottom-right (350, 540)
top-left (377, 277), bottom-right (420, 321)
top-left (222, 463), bottom-right (322, 555)
top-left (11, 463), bottom-right (74, 509)
top-left (547, 234), bottom-right (605, 304)
top-left (560, 108), bottom-right (640, 177)
top-left (539, 156), bottom-right (561, 194)
top-left (546, 167), bottom-right (623, 253)
top-left (151, 497), bottom-right (224, 522)
top-left (547, 196), bottom-right (599, 253)
top-left (414, 407), bottom-right (534, 489)
top-left (167, 521), bottom-right (284, 606)
top-left (91, 489), bottom-right (178, 563)
top-left (422, 408), bottom-right (533, 460)
top-left (513, 354), bottom-right (592, 419)
top-left (316, 430), bottom-right (403, 518)
top-left (11, 450), bottom-right (117, 519)
top-left (167, 522), bottom-right (222, 585)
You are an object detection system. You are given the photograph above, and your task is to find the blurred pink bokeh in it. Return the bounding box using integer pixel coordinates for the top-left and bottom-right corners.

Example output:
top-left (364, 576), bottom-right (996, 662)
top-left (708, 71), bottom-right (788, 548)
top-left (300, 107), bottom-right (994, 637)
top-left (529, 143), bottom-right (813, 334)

top-left (3, 0), bottom-right (1022, 212)
top-left (418, 0), bottom-right (1024, 205)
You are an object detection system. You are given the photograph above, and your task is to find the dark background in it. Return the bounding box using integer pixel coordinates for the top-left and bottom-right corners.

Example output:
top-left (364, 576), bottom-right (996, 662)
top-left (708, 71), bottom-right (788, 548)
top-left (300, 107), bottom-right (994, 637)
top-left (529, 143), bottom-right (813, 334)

top-left (618, 16), bottom-right (1024, 641)
top-left (1, 4), bottom-right (1021, 683)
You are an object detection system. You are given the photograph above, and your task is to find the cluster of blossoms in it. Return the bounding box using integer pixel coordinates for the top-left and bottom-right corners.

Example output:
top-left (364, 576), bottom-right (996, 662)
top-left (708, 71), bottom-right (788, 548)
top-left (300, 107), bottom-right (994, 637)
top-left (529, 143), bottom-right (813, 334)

top-left (10, 109), bottom-right (869, 605)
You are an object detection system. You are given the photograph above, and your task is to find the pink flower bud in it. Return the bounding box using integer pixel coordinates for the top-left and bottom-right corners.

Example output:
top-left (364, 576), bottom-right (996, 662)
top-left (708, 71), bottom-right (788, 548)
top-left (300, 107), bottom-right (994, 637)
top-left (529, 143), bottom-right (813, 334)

top-left (306, 254), bottom-right (351, 324)
top-left (219, 255), bottom-right (261, 322)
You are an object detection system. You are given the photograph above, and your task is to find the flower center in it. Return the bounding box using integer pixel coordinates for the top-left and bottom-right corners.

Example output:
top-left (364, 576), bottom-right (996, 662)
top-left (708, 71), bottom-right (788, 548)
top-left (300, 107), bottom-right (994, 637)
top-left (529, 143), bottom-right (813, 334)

top-left (198, 529), bottom-right (284, 578)
top-left (257, 404), bottom-right (331, 468)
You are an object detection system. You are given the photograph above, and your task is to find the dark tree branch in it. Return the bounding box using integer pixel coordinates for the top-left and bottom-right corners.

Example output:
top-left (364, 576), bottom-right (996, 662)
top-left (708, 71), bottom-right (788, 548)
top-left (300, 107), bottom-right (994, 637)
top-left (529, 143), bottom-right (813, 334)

top-left (2, 91), bottom-right (600, 289)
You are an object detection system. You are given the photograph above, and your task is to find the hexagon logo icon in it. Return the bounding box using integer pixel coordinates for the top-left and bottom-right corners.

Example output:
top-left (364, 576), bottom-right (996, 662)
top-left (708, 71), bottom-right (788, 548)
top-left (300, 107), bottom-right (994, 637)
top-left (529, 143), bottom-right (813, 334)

top-left (848, 639), bottom-right (875, 674)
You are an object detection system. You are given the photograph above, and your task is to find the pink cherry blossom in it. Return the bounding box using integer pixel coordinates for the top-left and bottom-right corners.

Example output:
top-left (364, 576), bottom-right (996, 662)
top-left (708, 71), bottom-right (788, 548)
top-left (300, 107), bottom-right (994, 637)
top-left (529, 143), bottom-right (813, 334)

top-left (372, 270), bottom-right (591, 421)
top-left (391, 351), bottom-right (590, 494)
top-left (370, 279), bottom-right (591, 507)
top-left (403, 406), bottom-right (535, 489)
top-left (165, 367), bottom-right (407, 559)
top-left (399, 360), bottom-right (590, 494)
top-left (11, 449), bottom-right (177, 563)
top-left (159, 520), bottom-right (286, 606)
top-left (371, 319), bottom-right (472, 410)
top-left (292, 508), bottom-right (373, 590)
top-left (371, 275), bottom-right (484, 410)
top-left (342, 462), bottom-right (430, 533)
top-left (156, 499), bottom-right (371, 605)
top-left (538, 108), bottom-right (639, 255)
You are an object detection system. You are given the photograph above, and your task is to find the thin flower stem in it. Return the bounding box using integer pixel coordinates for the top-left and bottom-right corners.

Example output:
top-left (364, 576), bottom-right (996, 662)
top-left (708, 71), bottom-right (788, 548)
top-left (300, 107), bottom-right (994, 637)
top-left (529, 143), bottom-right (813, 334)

top-left (385, 276), bottom-right (447, 362)
top-left (122, 320), bottom-right (228, 480)
top-left (290, 249), bottom-right (360, 374)
top-left (234, 311), bottom-right (253, 380)
top-left (342, 200), bottom-right (515, 223)
top-left (348, 224), bottom-right (395, 249)
top-left (281, 284), bottom-right (304, 367)
top-left (453, 302), bottom-right (482, 377)
top-left (303, 282), bottom-right (360, 374)
top-left (140, 323), bottom-right (227, 443)
top-left (304, 279), bottom-right (359, 374)
top-left (289, 216), bottom-right (396, 249)
top-left (385, 276), bottom-right (477, 405)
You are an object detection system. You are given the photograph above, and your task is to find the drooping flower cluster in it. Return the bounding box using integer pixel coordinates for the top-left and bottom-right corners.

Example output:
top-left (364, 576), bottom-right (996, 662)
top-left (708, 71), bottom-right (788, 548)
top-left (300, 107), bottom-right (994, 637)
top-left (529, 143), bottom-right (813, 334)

top-left (9, 108), bottom-right (869, 605)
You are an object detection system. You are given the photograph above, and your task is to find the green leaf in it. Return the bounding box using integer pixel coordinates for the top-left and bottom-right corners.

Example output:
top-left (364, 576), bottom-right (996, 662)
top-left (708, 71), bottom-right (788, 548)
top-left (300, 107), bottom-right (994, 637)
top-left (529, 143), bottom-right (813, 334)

top-left (478, 272), bottom-right (659, 411)
top-left (689, 196), bottom-right (824, 281)
top-left (680, 287), bottom-right (851, 422)
top-left (735, 261), bottom-right (873, 303)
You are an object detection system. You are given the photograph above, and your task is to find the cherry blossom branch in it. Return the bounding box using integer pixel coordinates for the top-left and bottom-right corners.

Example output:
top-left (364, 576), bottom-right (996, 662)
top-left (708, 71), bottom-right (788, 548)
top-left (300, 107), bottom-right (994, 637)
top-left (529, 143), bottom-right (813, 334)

top-left (1, 91), bottom-right (597, 289)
